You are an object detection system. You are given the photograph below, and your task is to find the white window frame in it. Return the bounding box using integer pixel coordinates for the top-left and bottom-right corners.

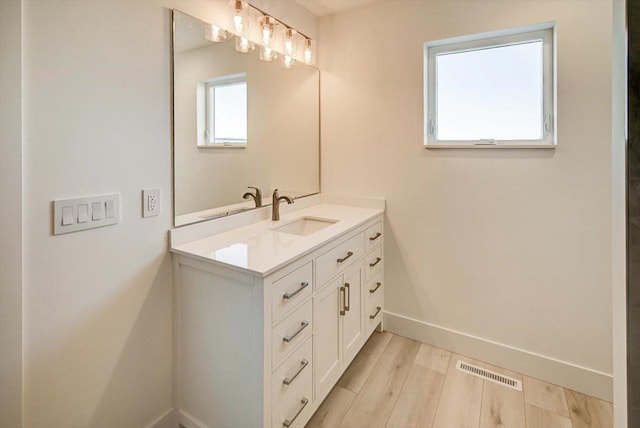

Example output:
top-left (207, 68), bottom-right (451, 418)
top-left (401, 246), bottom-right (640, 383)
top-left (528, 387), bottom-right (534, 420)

top-left (196, 72), bottom-right (247, 149)
top-left (424, 23), bottom-right (556, 149)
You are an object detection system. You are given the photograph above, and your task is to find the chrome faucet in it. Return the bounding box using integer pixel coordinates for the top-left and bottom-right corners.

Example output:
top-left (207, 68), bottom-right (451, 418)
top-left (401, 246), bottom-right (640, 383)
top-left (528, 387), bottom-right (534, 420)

top-left (242, 186), bottom-right (262, 207)
top-left (271, 189), bottom-right (294, 221)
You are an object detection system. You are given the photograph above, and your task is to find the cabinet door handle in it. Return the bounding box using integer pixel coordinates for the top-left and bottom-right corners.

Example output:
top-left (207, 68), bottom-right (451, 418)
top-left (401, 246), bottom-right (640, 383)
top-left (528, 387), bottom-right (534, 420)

top-left (369, 232), bottom-right (382, 241)
top-left (283, 281), bottom-right (309, 300)
top-left (340, 286), bottom-right (346, 316)
top-left (283, 320), bottom-right (309, 343)
top-left (370, 306), bottom-right (382, 319)
top-left (369, 257), bottom-right (382, 268)
top-left (283, 397), bottom-right (309, 427)
top-left (369, 282), bottom-right (382, 294)
top-left (283, 359), bottom-right (309, 386)
top-left (345, 282), bottom-right (351, 312)
top-left (337, 251), bottom-right (353, 263)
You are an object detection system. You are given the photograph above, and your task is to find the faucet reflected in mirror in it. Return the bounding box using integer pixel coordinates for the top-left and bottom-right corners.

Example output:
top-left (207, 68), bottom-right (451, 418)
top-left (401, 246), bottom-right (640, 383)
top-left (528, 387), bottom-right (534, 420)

top-left (242, 186), bottom-right (262, 207)
top-left (272, 189), bottom-right (294, 221)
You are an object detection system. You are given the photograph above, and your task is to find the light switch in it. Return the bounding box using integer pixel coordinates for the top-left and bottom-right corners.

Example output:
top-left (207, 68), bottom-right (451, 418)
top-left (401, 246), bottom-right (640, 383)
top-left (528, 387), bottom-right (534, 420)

top-left (62, 206), bottom-right (74, 226)
top-left (53, 193), bottom-right (120, 235)
top-left (92, 202), bottom-right (104, 220)
top-left (105, 200), bottom-right (115, 219)
top-left (78, 204), bottom-right (88, 223)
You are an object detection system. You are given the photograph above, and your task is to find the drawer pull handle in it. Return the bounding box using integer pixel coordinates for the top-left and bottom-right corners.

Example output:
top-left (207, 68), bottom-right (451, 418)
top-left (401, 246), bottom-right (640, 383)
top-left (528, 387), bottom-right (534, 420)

top-left (283, 320), bottom-right (309, 343)
top-left (369, 257), bottom-right (382, 268)
top-left (369, 232), bottom-right (382, 241)
top-left (283, 281), bottom-right (309, 300)
top-left (283, 397), bottom-right (309, 427)
top-left (283, 359), bottom-right (309, 386)
top-left (337, 251), bottom-right (354, 263)
top-left (345, 282), bottom-right (351, 312)
top-left (370, 306), bottom-right (382, 319)
top-left (340, 286), bottom-right (346, 316)
top-left (369, 282), bottom-right (382, 294)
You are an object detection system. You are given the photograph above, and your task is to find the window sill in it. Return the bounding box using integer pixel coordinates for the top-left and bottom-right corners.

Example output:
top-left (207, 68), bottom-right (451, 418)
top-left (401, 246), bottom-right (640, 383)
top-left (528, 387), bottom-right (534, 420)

top-left (425, 144), bottom-right (556, 149)
top-left (198, 143), bottom-right (247, 149)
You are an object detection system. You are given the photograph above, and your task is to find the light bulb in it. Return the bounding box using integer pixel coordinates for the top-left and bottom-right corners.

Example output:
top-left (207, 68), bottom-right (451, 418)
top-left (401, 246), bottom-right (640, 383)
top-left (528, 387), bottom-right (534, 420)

top-left (304, 38), bottom-right (313, 64)
top-left (234, 15), bottom-right (243, 33)
top-left (260, 46), bottom-right (276, 61)
top-left (261, 16), bottom-right (274, 47)
top-left (235, 36), bottom-right (253, 53)
top-left (284, 28), bottom-right (296, 56)
top-left (282, 54), bottom-right (294, 69)
top-left (206, 25), bottom-right (227, 43)
top-left (233, 0), bottom-right (244, 34)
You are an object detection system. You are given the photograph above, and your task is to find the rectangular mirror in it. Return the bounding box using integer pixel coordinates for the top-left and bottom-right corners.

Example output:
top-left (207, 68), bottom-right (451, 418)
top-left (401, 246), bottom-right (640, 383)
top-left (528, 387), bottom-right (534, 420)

top-left (172, 10), bottom-right (320, 227)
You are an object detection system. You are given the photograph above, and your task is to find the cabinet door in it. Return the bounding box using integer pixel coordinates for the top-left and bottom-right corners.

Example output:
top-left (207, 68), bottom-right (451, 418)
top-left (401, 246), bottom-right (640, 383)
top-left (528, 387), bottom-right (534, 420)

top-left (342, 262), bottom-right (365, 365)
top-left (313, 276), bottom-right (343, 401)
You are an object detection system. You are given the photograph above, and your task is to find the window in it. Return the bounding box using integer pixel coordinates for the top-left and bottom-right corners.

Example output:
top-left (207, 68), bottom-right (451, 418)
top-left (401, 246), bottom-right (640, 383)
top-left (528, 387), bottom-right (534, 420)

top-left (424, 24), bottom-right (555, 148)
top-left (197, 73), bottom-right (247, 148)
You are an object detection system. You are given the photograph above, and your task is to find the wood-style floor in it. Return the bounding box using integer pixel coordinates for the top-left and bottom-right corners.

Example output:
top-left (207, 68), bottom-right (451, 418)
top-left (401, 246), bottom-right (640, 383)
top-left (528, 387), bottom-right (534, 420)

top-left (306, 332), bottom-right (613, 428)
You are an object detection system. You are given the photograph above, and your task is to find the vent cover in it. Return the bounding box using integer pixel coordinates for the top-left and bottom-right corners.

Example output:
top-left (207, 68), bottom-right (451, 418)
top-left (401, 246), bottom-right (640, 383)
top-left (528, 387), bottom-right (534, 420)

top-left (456, 360), bottom-right (522, 391)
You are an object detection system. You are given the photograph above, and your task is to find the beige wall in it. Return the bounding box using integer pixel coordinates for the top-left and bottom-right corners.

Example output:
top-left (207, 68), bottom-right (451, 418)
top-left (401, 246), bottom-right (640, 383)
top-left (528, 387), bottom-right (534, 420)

top-left (320, 0), bottom-right (613, 396)
top-left (20, 0), bottom-right (317, 426)
top-left (0, 0), bottom-right (23, 426)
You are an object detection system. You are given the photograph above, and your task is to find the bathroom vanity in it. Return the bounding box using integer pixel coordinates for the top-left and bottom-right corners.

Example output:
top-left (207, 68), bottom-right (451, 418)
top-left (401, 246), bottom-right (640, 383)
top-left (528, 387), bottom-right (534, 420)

top-left (170, 197), bottom-right (385, 428)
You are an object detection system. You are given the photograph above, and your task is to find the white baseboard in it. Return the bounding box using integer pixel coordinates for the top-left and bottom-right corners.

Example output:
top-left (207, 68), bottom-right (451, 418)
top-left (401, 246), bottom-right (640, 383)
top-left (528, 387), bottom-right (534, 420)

top-left (383, 311), bottom-right (613, 401)
top-left (146, 408), bottom-right (175, 428)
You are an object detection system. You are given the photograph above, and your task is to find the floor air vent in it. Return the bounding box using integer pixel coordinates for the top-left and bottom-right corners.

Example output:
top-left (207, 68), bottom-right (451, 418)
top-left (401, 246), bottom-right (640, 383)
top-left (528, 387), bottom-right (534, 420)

top-left (456, 360), bottom-right (522, 391)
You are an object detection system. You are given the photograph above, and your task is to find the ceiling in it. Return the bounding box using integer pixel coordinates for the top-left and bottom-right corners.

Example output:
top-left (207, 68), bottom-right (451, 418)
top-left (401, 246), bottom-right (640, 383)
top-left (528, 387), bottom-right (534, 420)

top-left (294, 0), bottom-right (384, 16)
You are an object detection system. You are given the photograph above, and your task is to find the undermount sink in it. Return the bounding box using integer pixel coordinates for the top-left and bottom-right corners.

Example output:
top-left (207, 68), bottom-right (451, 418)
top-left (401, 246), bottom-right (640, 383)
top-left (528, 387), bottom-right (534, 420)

top-left (273, 216), bottom-right (338, 236)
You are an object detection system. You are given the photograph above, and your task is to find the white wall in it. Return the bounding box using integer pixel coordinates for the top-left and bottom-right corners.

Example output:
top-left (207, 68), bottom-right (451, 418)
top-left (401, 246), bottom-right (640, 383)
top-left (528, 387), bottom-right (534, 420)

top-left (20, 0), bottom-right (317, 426)
top-left (0, 0), bottom-right (23, 426)
top-left (320, 0), bottom-right (614, 399)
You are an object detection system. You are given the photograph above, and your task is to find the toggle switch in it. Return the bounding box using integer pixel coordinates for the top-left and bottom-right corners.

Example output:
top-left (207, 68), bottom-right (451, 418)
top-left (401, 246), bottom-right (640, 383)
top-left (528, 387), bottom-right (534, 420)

top-left (105, 200), bottom-right (115, 219)
top-left (62, 206), bottom-right (74, 226)
top-left (78, 204), bottom-right (88, 223)
top-left (92, 202), bottom-right (104, 220)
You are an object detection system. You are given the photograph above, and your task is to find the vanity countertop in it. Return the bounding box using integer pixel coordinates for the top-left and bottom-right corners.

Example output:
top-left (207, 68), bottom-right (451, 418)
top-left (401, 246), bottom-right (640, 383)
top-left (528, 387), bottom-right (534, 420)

top-left (170, 203), bottom-right (384, 276)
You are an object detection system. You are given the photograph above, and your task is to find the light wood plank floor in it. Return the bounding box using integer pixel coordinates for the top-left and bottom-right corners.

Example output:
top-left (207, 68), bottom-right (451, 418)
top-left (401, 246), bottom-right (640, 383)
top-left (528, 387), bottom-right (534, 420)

top-left (306, 332), bottom-right (613, 428)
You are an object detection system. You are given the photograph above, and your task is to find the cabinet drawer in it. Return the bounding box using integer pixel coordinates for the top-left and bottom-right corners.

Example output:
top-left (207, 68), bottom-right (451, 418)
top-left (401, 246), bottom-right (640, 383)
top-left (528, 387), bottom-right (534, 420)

top-left (364, 245), bottom-right (383, 282)
top-left (272, 300), bottom-right (313, 367)
top-left (365, 271), bottom-right (384, 308)
top-left (272, 262), bottom-right (313, 324)
top-left (272, 376), bottom-right (313, 428)
top-left (272, 336), bottom-right (312, 411)
top-left (365, 221), bottom-right (383, 252)
top-left (316, 232), bottom-right (364, 288)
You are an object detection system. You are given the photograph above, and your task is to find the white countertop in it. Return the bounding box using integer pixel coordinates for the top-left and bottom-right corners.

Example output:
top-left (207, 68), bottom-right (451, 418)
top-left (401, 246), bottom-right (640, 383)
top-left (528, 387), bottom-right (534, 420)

top-left (171, 203), bottom-right (384, 276)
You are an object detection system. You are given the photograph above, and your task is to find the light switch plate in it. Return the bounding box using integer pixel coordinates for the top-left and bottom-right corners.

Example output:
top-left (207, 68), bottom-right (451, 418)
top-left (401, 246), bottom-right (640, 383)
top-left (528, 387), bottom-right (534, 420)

top-left (143, 188), bottom-right (160, 218)
top-left (53, 193), bottom-right (120, 235)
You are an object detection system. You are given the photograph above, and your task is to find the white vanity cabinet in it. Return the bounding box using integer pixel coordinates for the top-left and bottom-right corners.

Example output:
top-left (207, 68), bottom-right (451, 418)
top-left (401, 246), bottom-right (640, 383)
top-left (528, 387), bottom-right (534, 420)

top-left (172, 207), bottom-right (384, 428)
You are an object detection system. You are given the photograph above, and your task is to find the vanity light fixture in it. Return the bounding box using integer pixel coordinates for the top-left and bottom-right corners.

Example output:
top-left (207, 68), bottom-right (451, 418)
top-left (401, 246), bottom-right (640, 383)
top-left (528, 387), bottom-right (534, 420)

top-left (224, 0), bottom-right (314, 67)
